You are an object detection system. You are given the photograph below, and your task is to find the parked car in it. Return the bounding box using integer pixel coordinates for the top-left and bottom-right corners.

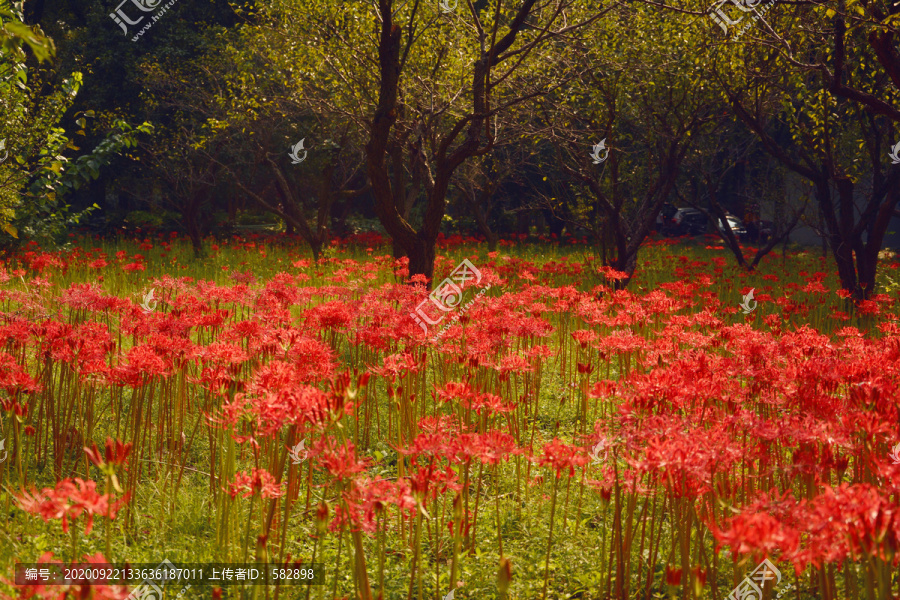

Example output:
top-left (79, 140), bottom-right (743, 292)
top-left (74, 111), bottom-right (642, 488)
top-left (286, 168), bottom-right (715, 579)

top-left (716, 214), bottom-right (748, 240)
top-left (667, 208), bottom-right (708, 236)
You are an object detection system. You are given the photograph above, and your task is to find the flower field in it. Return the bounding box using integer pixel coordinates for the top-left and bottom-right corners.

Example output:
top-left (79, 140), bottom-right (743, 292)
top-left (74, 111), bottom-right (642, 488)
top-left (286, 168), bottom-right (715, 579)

top-left (1, 234), bottom-right (900, 599)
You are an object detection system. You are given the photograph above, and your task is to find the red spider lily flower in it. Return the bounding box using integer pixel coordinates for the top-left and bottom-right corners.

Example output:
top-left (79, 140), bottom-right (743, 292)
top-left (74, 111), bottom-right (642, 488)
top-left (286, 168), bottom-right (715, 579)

top-left (471, 391), bottom-right (516, 415)
top-left (571, 329), bottom-right (598, 349)
top-left (314, 440), bottom-right (370, 483)
top-left (399, 418), bottom-right (460, 460)
top-left (16, 479), bottom-right (129, 535)
top-left (434, 383), bottom-right (515, 416)
top-left (527, 345), bottom-right (554, 360)
top-left (372, 351), bottom-right (423, 381)
top-left (405, 462), bottom-right (462, 502)
top-left (110, 344), bottom-right (171, 387)
top-left (435, 381), bottom-right (476, 404)
top-left (692, 566), bottom-right (707, 589)
top-left (220, 365), bottom-right (342, 437)
top-left (228, 469), bottom-right (284, 500)
top-left (84, 437), bottom-right (132, 468)
top-left (331, 477), bottom-right (416, 533)
top-left (59, 283), bottom-right (123, 312)
top-left (596, 266), bottom-right (630, 281)
top-left (0, 551), bottom-right (131, 599)
top-left (535, 438), bottom-right (589, 478)
top-left (493, 355), bottom-right (532, 378)
top-left (469, 430), bottom-right (520, 465)
top-left (121, 262), bottom-right (145, 273)
top-left (665, 566), bottom-right (682, 586)
top-left (303, 300), bottom-right (356, 331)
top-left (712, 508), bottom-right (800, 559)
top-left (83, 438), bottom-right (132, 495)
top-left (802, 281), bottom-right (829, 294)
top-left (0, 352), bottom-right (41, 395)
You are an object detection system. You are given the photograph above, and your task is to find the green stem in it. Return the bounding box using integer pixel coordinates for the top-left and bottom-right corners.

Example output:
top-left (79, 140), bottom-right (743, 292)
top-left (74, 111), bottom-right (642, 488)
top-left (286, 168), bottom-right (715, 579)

top-left (542, 476), bottom-right (560, 600)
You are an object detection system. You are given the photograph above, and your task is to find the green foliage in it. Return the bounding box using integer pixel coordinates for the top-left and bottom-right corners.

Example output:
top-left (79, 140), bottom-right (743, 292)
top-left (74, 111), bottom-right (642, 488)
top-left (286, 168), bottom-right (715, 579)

top-left (0, 0), bottom-right (152, 251)
top-left (0, 0), bottom-right (54, 64)
top-left (3, 102), bottom-right (153, 249)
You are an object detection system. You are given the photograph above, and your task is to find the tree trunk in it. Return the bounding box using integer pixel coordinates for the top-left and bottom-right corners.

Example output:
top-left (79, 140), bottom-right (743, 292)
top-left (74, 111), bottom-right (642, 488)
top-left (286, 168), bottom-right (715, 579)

top-left (612, 251), bottom-right (638, 288)
top-left (185, 216), bottom-right (204, 258)
top-left (309, 240), bottom-right (322, 262)
top-left (184, 192), bottom-right (205, 258)
top-left (407, 236), bottom-right (436, 282)
top-left (464, 181), bottom-right (499, 250)
top-left (705, 177), bottom-right (748, 269)
top-left (541, 208), bottom-right (566, 237)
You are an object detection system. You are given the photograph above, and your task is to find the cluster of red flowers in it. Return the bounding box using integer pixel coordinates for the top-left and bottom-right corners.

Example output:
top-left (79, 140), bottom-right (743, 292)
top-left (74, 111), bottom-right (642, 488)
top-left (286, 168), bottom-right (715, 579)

top-left (3, 236), bottom-right (900, 598)
top-left (16, 479), bottom-right (128, 535)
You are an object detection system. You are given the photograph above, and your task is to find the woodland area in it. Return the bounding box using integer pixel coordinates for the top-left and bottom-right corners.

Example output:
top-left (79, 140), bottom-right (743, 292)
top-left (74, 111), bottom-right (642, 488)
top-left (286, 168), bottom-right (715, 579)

top-left (1, 0), bottom-right (898, 295)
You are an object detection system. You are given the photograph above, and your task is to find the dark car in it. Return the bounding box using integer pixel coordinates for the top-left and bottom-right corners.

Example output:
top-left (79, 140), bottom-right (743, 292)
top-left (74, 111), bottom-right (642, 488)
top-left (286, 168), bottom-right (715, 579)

top-left (716, 215), bottom-right (748, 240)
top-left (668, 208), bottom-right (708, 236)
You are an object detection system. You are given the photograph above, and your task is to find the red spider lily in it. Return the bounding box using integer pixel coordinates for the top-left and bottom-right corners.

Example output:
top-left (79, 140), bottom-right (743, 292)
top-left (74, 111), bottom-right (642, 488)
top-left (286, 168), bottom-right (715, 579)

top-left (398, 420), bottom-right (460, 460)
top-left (331, 477), bottom-right (416, 533)
top-left (710, 494), bottom-right (801, 559)
top-left (571, 329), bottom-right (598, 348)
top-left (84, 438), bottom-right (132, 468)
top-left (228, 469), bottom-right (284, 500)
top-left (220, 366), bottom-right (344, 436)
top-left (83, 439), bottom-right (133, 494)
top-left (405, 462), bottom-right (462, 502)
top-left (304, 300), bottom-right (356, 331)
top-left (433, 383), bottom-right (515, 415)
top-left (314, 440), bottom-right (370, 483)
top-left (534, 438), bottom-right (589, 479)
top-left (16, 479), bottom-right (129, 534)
top-left (121, 262), bottom-right (145, 273)
top-left (469, 431), bottom-right (521, 465)
top-left (0, 352), bottom-right (41, 394)
top-left (58, 283), bottom-right (122, 312)
top-left (0, 552), bottom-right (131, 600)
top-left (109, 344), bottom-right (171, 387)
top-left (371, 351), bottom-right (423, 381)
